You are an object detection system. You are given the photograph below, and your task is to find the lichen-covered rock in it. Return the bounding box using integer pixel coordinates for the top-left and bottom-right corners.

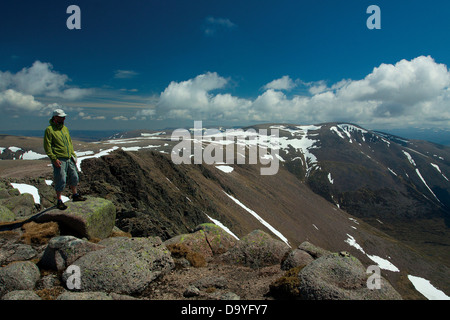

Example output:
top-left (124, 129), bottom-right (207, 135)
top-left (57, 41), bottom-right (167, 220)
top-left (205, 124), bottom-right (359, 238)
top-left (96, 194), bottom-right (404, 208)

top-left (36, 196), bottom-right (116, 240)
top-left (165, 230), bottom-right (213, 258)
top-left (62, 237), bottom-right (174, 295)
top-left (298, 253), bottom-right (403, 300)
top-left (166, 243), bottom-right (207, 268)
top-left (165, 223), bottom-right (237, 259)
top-left (220, 230), bottom-right (290, 269)
top-left (56, 291), bottom-right (114, 300)
top-left (195, 223), bottom-right (237, 255)
top-left (0, 205), bottom-right (15, 223)
top-left (0, 261), bottom-right (41, 297)
top-left (1, 290), bottom-right (42, 300)
top-left (0, 182), bottom-right (20, 199)
top-left (0, 243), bottom-right (37, 265)
top-left (298, 241), bottom-right (331, 259)
top-left (269, 266), bottom-right (304, 299)
top-left (281, 248), bottom-right (314, 270)
top-left (0, 193), bottom-right (36, 218)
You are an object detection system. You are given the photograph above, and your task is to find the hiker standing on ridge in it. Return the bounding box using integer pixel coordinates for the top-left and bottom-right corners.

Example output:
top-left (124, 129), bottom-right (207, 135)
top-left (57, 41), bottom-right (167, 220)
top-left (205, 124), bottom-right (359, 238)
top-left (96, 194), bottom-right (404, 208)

top-left (44, 108), bottom-right (86, 210)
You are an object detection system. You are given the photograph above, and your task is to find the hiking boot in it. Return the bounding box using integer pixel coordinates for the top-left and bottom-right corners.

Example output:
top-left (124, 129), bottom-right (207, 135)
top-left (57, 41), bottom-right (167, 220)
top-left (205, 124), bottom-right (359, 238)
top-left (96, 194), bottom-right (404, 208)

top-left (72, 193), bottom-right (87, 202)
top-left (57, 200), bottom-right (68, 210)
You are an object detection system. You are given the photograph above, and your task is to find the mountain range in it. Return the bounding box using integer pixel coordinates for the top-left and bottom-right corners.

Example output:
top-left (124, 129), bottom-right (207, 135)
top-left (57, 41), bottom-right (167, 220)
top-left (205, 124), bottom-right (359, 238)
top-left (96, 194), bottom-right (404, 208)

top-left (0, 122), bottom-right (449, 299)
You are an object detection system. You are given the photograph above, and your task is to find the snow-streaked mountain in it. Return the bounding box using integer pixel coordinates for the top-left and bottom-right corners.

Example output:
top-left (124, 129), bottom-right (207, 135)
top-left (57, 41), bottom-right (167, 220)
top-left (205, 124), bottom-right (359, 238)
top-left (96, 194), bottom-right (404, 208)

top-left (251, 123), bottom-right (450, 273)
top-left (265, 123), bottom-right (450, 261)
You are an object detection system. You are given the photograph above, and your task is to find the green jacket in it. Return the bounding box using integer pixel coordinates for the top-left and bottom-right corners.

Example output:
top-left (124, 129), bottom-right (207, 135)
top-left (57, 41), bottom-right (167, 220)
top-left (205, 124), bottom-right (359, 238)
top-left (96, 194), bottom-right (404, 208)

top-left (43, 119), bottom-right (76, 162)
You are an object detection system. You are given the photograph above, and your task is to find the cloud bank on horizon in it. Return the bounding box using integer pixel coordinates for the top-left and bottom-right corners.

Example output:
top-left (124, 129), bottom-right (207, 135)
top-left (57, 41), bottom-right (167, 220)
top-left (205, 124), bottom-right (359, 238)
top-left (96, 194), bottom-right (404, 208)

top-left (155, 55), bottom-right (450, 129)
top-left (0, 55), bottom-right (449, 130)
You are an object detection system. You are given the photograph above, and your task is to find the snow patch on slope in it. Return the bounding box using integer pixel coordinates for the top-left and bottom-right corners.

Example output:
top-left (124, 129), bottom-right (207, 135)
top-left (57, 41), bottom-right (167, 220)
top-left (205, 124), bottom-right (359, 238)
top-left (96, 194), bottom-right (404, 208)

top-left (431, 163), bottom-right (449, 181)
top-left (366, 254), bottom-right (400, 272)
top-left (345, 233), bottom-right (399, 272)
top-left (408, 275), bottom-right (450, 300)
top-left (415, 168), bottom-right (441, 203)
top-left (10, 183), bottom-right (40, 204)
top-left (224, 191), bottom-right (291, 247)
top-left (21, 150), bottom-right (47, 160)
top-left (205, 213), bottom-right (240, 240)
top-left (327, 173), bottom-right (334, 184)
top-left (216, 165), bottom-right (234, 173)
top-left (402, 150), bottom-right (416, 166)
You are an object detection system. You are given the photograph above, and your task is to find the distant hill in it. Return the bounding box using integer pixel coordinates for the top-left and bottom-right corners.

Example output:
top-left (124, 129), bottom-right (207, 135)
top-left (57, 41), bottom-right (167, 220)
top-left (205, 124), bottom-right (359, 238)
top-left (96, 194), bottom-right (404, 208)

top-left (2, 126), bottom-right (449, 146)
top-left (0, 130), bottom-right (119, 142)
top-left (377, 128), bottom-right (450, 147)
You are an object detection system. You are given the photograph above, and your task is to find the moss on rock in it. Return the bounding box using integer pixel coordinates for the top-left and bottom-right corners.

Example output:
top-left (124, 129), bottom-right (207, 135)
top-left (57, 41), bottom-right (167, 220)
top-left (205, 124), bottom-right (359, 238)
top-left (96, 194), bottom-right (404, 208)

top-left (0, 205), bottom-right (15, 223)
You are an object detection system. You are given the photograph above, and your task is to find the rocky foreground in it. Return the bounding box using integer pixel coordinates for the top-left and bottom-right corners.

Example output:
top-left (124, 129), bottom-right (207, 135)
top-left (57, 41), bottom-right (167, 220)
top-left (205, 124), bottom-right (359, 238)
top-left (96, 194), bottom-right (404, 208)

top-left (0, 181), bottom-right (402, 300)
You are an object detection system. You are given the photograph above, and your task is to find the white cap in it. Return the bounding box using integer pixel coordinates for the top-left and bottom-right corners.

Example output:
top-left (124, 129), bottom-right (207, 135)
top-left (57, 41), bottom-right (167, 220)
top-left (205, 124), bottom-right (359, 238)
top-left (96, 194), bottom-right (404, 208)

top-left (53, 109), bottom-right (67, 117)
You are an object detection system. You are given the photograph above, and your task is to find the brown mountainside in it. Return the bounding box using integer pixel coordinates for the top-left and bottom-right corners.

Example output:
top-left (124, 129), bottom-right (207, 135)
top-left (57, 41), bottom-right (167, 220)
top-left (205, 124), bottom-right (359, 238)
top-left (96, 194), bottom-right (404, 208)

top-left (78, 149), bottom-right (449, 299)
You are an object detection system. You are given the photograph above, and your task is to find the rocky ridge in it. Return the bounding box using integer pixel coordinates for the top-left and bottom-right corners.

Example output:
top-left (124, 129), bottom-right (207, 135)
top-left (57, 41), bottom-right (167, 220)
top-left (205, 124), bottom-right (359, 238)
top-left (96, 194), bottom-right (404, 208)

top-left (0, 181), bottom-right (402, 300)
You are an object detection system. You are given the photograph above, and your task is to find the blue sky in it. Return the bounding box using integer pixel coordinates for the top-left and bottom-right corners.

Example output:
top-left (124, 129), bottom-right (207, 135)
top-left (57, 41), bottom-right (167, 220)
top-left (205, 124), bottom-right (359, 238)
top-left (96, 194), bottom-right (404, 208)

top-left (1, 0), bottom-right (450, 132)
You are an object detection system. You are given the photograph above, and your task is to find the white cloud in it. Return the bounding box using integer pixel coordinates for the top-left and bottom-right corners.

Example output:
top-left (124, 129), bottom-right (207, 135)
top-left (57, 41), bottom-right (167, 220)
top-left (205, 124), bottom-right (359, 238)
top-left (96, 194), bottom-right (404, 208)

top-left (58, 87), bottom-right (94, 100)
top-left (308, 80), bottom-right (329, 95)
top-left (263, 76), bottom-right (296, 91)
top-left (158, 72), bottom-right (229, 118)
top-left (78, 112), bottom-right (106, 120)
top-left (6, 61), bottom-right (68, 96)
top-left (0, 89), bottom-right (44, 112)
top-left (2, 56), bottom-right (448, 130)
top-left (0, 61), bottom-right (92, 100)
top-left (135, 108), bottom-right (156, 119)
top-left (114, 70), bottom-right (139, 79)
top-left (153, 56), bottom-right (450, 129)
top-left (0, 91), bottom-right (67, 118)
top-left (113, 115), bottom-right (137, 121)
top-left (338, 56), bottom-right (449, 102)
top-left (323, 55), bottom-right (450, 126)
top-left (203, 16), bottom-right (237, 36)
top-left (0, 61), bottom-right (94, 116)
top-left (113, 115), bottom-right (129, 121)
top-left (120, 88), bottom-right (139, 92)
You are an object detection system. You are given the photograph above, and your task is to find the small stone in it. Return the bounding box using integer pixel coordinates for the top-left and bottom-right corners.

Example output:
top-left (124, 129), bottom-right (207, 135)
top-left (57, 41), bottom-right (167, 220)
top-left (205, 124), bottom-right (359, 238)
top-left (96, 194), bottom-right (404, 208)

top-left (183, 285), bottom-right (200, 298)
